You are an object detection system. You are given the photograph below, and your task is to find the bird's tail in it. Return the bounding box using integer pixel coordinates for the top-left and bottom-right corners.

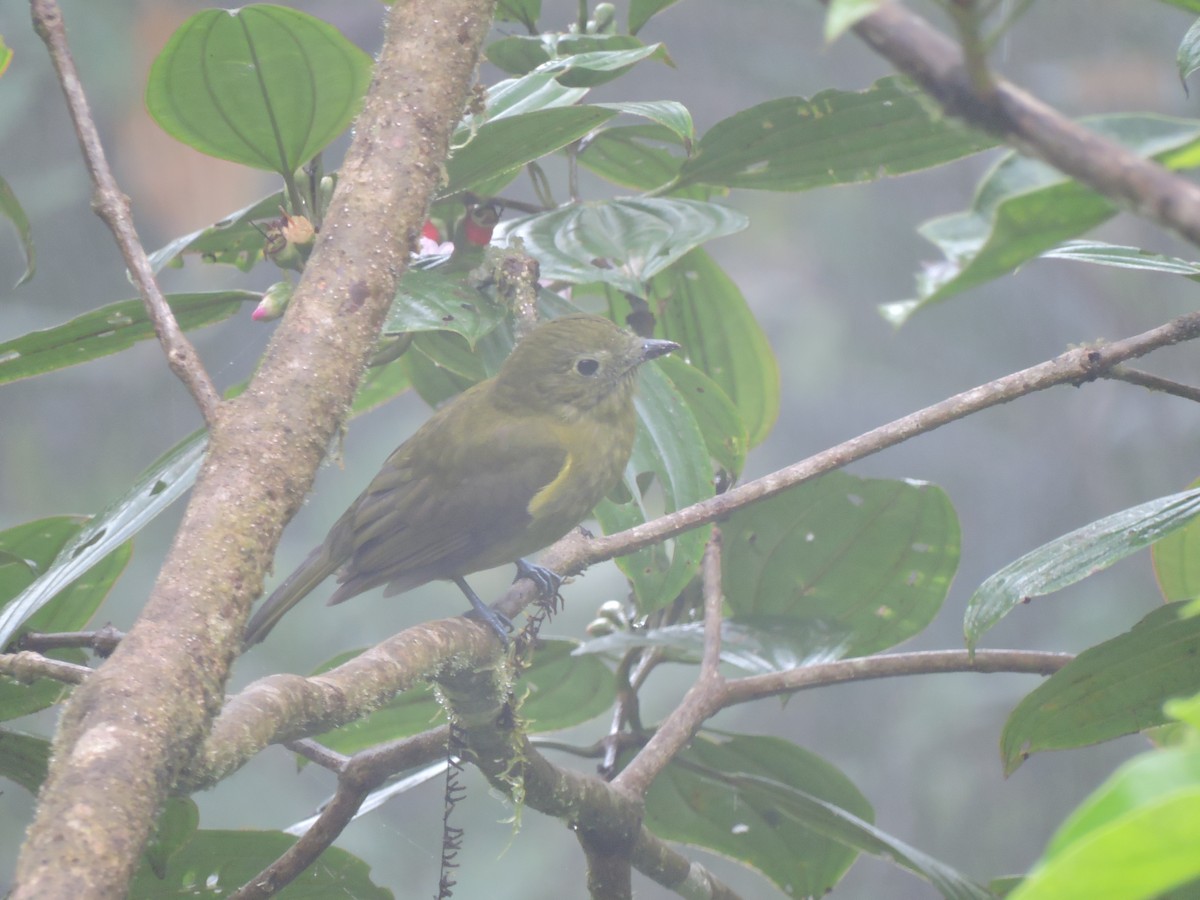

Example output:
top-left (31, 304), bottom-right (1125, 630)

top-left (243, 545), bottom-right (339, 648)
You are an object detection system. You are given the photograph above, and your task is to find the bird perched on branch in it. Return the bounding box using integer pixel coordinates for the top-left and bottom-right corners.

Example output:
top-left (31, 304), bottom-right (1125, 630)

top-left (244, 313), bottom-right (678, 647)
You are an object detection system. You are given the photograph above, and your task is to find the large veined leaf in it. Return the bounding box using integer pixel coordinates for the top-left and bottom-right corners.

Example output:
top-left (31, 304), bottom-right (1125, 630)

top-left (885, 115), bottom-right (1200, 324)
top-left (146, 5), bottom-right (372, 174)
top-left (965, 486), bottom-right (1200, 651)
top-left (576, 124), bottom-right (686, 191)
top-left (645, 733), bottom-right (990, 900)
top-left (1001, 604), bottom-right (1200, 774)
top-left (644, 734), bottom-right (872, 896)
top-left (673, 76), bottom-right (994, 193)
top-left (650, 249), bottom-right (779, 447)
top-left (656, 355), bottom-right (748, 478)
top-left (0, 292), bottom-right (253, 386)
top-left (498, 198), bottom-right (747, 296)
top-left (1007, 745), bottom-right (1200, 900)
top-left (721, 472), bottom-right (960, 658)
top-left (595, 363), bottom-right (714, 613)
top-left (384, 268), bottom-right (507, 348)
top-left (126, 830), bottom-right (389, 898)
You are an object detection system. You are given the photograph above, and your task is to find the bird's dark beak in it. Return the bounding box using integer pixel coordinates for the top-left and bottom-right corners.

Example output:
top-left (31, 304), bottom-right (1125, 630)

top-left (641, 338), bottom-right (680, 361)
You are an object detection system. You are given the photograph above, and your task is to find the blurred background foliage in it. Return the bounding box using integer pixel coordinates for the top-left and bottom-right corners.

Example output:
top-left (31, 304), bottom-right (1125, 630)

top-left (2, 0), bottom-right (1200, 896)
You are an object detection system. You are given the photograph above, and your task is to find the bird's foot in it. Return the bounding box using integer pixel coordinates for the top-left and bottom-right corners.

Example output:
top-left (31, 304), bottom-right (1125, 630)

top-left (514, 558), bottom-right (563, 597)
top-left (454, 576), bottom-right (512, 646)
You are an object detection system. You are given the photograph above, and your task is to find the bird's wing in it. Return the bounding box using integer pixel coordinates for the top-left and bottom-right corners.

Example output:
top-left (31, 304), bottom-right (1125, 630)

top-left (328, 407), bottom-right (571, 602)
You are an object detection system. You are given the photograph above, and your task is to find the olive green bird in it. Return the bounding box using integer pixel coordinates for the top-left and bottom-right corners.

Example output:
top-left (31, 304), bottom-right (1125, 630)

top-left (244, 314), bottom-right (678, 647)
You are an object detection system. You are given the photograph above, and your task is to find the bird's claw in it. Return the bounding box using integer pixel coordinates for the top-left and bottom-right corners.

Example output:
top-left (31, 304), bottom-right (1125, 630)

top-left (514, 558), bottom-right (563, 597)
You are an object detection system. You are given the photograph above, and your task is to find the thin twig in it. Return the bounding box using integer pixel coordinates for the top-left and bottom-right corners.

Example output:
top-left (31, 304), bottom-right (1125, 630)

top-left (1105, 365), bottom-right (1200, 403)
top-left (284, 739), bottom-right (349, 772)
top-left (0, 651), bottom-right (92, 685)
top-left (722, 648), bottom-right (1072, 705)
top-left (31, 0), bottom-right (221, 423)
top-left (699, 529), bottom-right (724, 677)
top-left (18, 625), bottom-right (124, 657)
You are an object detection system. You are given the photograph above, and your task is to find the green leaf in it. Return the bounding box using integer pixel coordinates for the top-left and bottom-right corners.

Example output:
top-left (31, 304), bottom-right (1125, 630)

top-left (576, 124), bottom-right (685, 191)
top-left (575, 618), bottom-right (858, 672)
top-left (657, 355), bottom-right (747, 477)
top-left (965, 487), bottom-right (1200, 651)
top-left (675, 76), bottom-right (994, 193)
top-left (495, 0), bottom-right (540, 30)
top-left (732, 773), bottom-right (994, 899)
top-left (1154, 478), bottom-right (1200, 602)
top-left (499, 198), bottom-right (747, 296)
top-left (644, 734), bottom-right (872, 896)
top-left (886, 115), bottom-right (1200, 324)
top-left (0, 34), bottom-right (12, 77)
top-left (145, 5), bottom-right (372, 173)
top-left (0, 292), bottom-right (252, 386)
top-left (127, 830), bottom-right (391, 899)
top-left (1001, 604), bottom-right (1200, 774)
top-left (722, 472), bottom-right (960, 658)
top-left (1042, 240), bottom-right (1200, 278)
top-left (1007, 746), bottom-right (1200, 900)
top-left (595, 364), bottom-right (714, 613)
top-left (593, 100), bottom-right (694, 146)
top-left (486, 36), bottom-right (666, 87)
top-left (148, 192), bottom-right (284, 273)
top-left (385, 269), bottom-right (507, 348)
top-left (0, 517), bottom-right (129, 720)
top-left (0, 435), bottom-right (207, 650)
top-left (1162, 1), bottom-right (1200, 13)
top-left (443, 106), bottom-right (617, 197)
top-left (516, 639), bottom-right (616, 732)
top-left (825, 0), bottom-right (884, 41)
top-left (0, 173), bottom-right (34, 286)
top-left (1179, 18), bottom-right (1200, 89)
top-left (629, 0), bottom-right (682, 34)
top-left (651, 249), bottom-right (779, 446)
top-left (351, 357), bottom-right (412, 417)
top-left (143, 799), bottom-right (200, 880)
top-left (0, 730), bottom-right (50, 794)
top-left (481, 71), bottom-right (589, 122)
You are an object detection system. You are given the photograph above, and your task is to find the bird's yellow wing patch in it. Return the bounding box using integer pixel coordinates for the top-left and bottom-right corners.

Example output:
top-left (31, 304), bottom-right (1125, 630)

top-left (527, 452), bottom-right (574, 519)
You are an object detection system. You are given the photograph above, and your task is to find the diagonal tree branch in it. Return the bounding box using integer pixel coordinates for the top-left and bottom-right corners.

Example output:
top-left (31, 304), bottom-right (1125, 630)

top-left (182, 309), bottom-right (1200, 790)
top-left (842, 0), bottom-right (1200, 247)
top-left (11, 1), bottom-right (499, 897)
top-left (31, 0), bottom-right (221, 423)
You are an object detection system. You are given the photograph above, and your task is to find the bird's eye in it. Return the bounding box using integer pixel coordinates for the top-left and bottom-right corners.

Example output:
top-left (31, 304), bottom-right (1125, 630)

top-left (575, 358), bottom-right (600, 376)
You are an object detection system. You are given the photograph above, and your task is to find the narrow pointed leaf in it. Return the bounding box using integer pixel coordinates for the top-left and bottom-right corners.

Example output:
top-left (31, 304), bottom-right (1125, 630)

top-left (965, 487), bottom-right (1200, 651)
top-left (593, 100), bottom-right (694, 146)
top-left (0, 434), bottom-right (207, 649)
top-left (146, 6), bottom-right (372, 173)
top-left (629, 0), bottom-right (683, 34)
top-left (1002, 604), bottom-right (1200, 774)
top-left (576, 124), bottom-right (684, 191)
top-left (1179, 17), bottom-right (1200, 89)
top-left (148, 192), bottom-right (284, 273)
top-left (887, 115), bottom-right (1200, 323)
top-left (657, 355), bottom-right (748, 477)
top-left (0, 174), bottom-right (34, 286)
top-left (0, 292), bottom-right (253, 386)
top-left (722, 472), bottom-right (960, 657)
top-left (1042, 240), bottom-right (1200, 278)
